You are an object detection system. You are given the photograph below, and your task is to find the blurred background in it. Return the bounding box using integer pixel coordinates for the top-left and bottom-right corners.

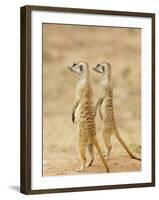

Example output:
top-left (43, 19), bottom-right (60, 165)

top-left (42, 24), bottom-right (141, 176)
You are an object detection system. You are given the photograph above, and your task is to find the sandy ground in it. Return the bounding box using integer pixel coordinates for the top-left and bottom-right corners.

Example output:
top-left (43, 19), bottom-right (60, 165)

top-left (43, 115), bottom-right (141, 176)
top-left (43, 155), bottom-right (141, 176)
top-left (42, 24), bottom-right (141, 176)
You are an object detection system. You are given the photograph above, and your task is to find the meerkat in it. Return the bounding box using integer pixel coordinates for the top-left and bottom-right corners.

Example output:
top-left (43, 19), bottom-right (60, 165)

top-left (93, 62), bottom-right (141, 161)
top-left (68, 61), bottom-right (110, 172)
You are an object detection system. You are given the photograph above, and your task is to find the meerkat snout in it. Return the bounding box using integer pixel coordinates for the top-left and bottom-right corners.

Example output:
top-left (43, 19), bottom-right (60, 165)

top-left (67, 63), bottom-right (76, 71)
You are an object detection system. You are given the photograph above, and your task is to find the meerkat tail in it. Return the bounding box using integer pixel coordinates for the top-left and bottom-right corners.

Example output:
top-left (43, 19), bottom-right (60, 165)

top-left (114, 130), bottom-right (141, 161)
top-left (93, 137), bottom-right (110, 172)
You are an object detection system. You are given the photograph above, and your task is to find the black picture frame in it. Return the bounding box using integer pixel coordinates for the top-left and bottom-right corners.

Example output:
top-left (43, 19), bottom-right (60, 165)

top-left (20, 5), bottom-right (155, 195)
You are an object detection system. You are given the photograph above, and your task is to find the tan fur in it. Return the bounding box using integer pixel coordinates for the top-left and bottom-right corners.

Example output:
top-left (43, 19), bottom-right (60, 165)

top-left (68, 61), bottom-right (109, 172)
top-left (94, 62), bottom-right (141, 161)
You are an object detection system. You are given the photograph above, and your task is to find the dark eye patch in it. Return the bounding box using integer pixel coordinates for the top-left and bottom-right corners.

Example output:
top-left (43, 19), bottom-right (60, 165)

top-left (72, 63), bottom-right (76, 67)
top-left (96, 64), bottom-right (100, 68)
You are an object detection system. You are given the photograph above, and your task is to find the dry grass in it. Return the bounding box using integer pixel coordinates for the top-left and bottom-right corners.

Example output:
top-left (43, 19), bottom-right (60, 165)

top-left (42, 24), bottom-right (141, 176)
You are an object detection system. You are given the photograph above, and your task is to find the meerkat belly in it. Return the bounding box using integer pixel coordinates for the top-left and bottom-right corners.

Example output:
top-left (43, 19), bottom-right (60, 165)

top-left (103, 97), bottom-right (116, 129)
top-left (76, 101), bottom-right (96, 138)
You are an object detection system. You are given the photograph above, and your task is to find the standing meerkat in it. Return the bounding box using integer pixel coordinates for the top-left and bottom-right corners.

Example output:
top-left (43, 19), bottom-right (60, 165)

top-left (68, 61), bottom-right (110, 172)
top-left (93, 62), bottom-right (141, 161)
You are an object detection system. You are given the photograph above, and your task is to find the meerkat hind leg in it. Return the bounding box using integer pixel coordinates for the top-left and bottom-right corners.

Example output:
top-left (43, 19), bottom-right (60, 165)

top-left (103, 129), bottom-right (112, 158)
top-left (86, 144), bottom-right (94, 167)
top-left (76, 141), bottom-right (87, 172)
top-left (114, 129), bottom-right (141, 161)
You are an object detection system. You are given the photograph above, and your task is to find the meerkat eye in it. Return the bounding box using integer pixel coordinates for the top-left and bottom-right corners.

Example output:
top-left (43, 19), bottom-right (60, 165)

top-left (79, 64), bottom-right (83, 71)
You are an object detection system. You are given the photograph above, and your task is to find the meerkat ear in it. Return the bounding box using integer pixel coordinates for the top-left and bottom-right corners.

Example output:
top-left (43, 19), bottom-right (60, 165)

top-left (102, 65), bottom-right (105, 72)
top-left (79, 64), bottom-right (83, 71)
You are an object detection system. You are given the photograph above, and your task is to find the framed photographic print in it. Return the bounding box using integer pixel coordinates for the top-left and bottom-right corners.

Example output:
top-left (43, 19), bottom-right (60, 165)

top-left (20, 5), bottom-right (155, 194)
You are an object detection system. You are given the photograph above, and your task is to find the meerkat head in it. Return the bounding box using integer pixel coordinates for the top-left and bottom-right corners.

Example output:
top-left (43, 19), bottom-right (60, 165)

top-left (93, 62), bottom-right (111, 74)
top-left (68, 61), bottom-right (89, 76)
